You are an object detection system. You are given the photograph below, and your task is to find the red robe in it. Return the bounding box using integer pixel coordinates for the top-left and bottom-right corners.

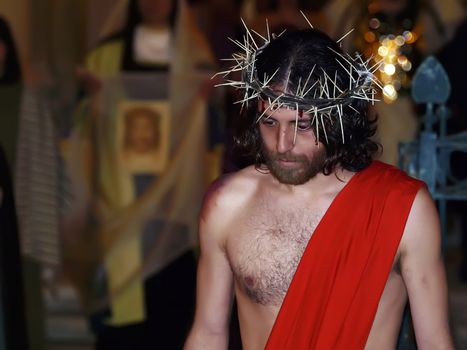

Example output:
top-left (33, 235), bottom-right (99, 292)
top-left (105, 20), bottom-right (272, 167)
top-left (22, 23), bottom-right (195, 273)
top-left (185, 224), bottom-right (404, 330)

top-left (265, 161), bottom-right (425, 350)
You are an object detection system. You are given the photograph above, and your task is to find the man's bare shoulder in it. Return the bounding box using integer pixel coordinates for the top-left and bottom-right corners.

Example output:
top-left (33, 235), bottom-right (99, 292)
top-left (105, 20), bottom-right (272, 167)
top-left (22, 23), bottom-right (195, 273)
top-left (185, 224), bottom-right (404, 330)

top-left (201, 166), bottom-right (263, 220)
top-left (400, 186), bottom-right (439, 248)
top-left (198, 165), bottom-right (266, 249)
top-left (398, 185), bottom-right (442, 270)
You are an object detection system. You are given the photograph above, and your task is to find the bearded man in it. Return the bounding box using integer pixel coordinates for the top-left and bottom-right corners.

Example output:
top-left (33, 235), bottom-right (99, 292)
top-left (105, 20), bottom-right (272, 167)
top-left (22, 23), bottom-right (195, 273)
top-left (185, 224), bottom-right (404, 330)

top-left (184, 27), bottom-right (453, 350)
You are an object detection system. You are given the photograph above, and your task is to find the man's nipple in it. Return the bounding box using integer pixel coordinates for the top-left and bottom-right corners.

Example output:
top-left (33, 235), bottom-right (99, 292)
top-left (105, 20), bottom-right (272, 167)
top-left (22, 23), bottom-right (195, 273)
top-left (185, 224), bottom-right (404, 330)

top-left (244, 275), bottom-right (255, 287)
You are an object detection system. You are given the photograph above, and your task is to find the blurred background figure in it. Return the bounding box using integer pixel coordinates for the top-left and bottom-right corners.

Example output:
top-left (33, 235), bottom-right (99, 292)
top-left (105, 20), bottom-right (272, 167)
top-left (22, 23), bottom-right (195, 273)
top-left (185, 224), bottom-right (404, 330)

top-left (0, 15), bottom-right (22, 170)
top-left (0, 16), bottom-right (21, 83)
top-left (0, 14), bottom-right (28, 350)
top-left (192, 0), bottom-right (244, 168)
top-left (85, 0), bottom-right (177, 75)
top-left (0, 147), bottom-right (29, 350)
top-left (63, 0), bottom-right (216, 349)
top-left (190, 0), bottom-right (245, 174)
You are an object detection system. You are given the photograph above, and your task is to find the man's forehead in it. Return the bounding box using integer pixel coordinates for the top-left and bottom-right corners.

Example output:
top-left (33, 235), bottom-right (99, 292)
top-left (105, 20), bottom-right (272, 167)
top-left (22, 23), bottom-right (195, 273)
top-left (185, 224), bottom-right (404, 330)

top-left (257, 100), bottom-right (312, 120)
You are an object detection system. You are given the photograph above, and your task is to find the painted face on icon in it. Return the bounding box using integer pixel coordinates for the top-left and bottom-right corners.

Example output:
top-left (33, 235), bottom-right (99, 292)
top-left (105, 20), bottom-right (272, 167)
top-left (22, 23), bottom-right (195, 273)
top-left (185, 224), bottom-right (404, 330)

top-left (124, 110), bottom-right (159, 153)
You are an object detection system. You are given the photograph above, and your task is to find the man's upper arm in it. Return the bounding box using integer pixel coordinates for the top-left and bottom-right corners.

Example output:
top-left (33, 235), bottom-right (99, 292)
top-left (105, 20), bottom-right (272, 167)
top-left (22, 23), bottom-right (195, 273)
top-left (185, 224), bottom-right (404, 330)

top-left (400, 187), bottom-right (454, 349)
top-left (185, 179), bottom-right (235, 349)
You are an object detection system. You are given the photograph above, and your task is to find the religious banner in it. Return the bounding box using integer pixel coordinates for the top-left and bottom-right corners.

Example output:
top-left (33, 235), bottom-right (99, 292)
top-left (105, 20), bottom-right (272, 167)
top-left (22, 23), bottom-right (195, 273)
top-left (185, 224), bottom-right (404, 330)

top-left (63, 70), bottom-right (208, 325)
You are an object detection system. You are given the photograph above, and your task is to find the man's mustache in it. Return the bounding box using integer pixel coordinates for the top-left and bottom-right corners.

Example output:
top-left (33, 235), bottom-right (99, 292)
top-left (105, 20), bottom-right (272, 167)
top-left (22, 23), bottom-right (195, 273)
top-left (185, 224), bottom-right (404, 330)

top-left (269, 152), bottom-right (308, 163)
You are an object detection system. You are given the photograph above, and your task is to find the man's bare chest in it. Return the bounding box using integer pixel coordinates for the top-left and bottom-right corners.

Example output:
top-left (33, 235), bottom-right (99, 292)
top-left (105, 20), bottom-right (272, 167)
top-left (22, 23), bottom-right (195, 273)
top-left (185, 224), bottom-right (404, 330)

top-left (226, 205), bottom-right (326, 306)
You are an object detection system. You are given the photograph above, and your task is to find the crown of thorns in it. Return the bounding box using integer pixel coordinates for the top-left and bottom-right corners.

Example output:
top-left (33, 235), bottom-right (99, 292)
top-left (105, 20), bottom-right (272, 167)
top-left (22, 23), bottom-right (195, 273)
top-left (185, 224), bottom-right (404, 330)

top-left (213, 14), bottom-right (383, 143)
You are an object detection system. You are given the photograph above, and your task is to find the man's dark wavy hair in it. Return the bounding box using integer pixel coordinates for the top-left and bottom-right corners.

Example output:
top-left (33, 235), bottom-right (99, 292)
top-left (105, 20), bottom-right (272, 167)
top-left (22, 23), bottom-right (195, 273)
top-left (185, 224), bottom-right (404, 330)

top-left (234, 28), bottom-right (380, 175)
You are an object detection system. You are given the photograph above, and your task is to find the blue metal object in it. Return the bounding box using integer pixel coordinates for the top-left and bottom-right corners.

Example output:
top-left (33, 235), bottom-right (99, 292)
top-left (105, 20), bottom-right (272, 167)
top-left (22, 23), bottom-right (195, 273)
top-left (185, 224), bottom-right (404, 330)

top-left (400, 56), bottom-right (467, 238)
top-left (397, 56), bottom-right (467, 350)
top-left (412, 56), bottom-right (451, 104)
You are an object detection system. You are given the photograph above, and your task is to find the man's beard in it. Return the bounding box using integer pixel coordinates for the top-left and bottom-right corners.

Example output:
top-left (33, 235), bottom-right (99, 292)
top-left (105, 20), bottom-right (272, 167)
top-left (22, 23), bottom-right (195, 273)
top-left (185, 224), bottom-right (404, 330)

top-left (262, 146), bottom-right (327, 185)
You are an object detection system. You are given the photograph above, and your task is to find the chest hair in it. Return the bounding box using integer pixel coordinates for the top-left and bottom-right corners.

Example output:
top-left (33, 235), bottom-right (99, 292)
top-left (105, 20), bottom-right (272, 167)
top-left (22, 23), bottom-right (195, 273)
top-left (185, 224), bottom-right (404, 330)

top-left (231, 206), bottom-right (324, 306)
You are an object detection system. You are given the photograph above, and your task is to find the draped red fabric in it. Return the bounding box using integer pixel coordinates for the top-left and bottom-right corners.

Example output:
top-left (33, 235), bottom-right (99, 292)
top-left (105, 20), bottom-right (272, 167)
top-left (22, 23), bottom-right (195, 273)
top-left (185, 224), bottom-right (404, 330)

top-left (265, 161), bottom-right (425, 350)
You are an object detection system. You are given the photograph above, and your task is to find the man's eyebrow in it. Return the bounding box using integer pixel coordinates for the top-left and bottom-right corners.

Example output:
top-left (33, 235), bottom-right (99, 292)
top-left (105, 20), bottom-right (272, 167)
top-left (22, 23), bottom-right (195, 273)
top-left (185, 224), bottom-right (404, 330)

top-left (260, 116), bottom-right (313, 122)
top-left (261, 117), bottom-right (277, 123)
top-left (260, 112), bottom-right (277, 120)
top-left (292, 117), bottom-right (313, 123)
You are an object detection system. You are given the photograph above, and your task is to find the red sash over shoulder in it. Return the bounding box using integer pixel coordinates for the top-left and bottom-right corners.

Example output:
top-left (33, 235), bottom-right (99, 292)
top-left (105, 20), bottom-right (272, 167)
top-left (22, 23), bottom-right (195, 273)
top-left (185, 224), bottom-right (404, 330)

top-left (265, 161), bottom-right (425, 350)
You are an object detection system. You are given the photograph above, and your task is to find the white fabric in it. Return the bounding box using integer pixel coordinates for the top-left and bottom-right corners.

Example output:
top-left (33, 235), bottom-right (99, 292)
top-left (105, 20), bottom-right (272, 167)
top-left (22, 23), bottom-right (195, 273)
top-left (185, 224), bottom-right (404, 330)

top-left (15, 86), bottom-right (60, 266)
top-left (133, 25), bottom-right (172, 65)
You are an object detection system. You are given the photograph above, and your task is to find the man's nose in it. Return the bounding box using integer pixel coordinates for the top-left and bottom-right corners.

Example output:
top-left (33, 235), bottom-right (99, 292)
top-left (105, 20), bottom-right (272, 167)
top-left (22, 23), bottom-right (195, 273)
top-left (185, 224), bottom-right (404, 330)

top-left (276, 125), bottom-right (295, 154)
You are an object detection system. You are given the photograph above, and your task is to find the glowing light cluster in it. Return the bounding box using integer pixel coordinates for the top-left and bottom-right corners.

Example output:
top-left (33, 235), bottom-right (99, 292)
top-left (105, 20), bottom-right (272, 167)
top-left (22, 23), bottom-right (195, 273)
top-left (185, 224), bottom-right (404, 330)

top-left (364, 24), bottom-right (417, 103)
